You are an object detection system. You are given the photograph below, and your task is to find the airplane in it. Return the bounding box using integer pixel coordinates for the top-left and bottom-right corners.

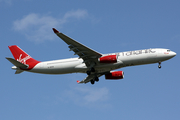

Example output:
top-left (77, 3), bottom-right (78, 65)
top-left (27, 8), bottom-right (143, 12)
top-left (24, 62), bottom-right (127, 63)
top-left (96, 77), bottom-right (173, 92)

top-left (6, 28), bottom-right (176, 84)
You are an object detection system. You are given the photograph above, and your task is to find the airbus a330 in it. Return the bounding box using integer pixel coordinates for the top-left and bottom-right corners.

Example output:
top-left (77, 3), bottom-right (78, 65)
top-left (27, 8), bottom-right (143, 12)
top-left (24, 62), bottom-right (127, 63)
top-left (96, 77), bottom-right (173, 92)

top-left (6, 28), bottom-right (176, 84)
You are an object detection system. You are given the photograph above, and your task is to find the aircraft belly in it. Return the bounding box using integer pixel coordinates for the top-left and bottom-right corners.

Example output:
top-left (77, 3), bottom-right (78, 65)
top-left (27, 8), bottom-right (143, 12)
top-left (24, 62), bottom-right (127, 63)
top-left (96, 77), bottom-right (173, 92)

top-left (30, 59), bottom-right (85, 74)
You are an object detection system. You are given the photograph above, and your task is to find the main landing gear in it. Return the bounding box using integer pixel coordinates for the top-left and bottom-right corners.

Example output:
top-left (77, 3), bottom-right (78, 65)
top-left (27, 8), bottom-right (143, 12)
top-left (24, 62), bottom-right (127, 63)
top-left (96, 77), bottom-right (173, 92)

top-left (86, 67), bottom-right (99, 85)
top-left (86, 66), bottom-right (99, 85)
top-left (86, 67), bottom-right (95, 75)
top-left (158, 61), bottom-right (161, 69)
top-left (90, 76), bottom-right (99, 85)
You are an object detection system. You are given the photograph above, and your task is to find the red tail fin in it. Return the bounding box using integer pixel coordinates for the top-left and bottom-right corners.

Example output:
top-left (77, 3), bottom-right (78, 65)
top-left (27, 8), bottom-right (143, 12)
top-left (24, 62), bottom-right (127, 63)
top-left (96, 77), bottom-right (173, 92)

top-left (8, 45), bottom-right (40, 69)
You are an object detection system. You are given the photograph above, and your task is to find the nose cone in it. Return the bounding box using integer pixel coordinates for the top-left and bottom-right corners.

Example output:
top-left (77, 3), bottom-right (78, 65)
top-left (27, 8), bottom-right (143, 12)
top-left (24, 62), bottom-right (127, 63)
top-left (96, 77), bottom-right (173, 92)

top-left (170, 51), bottom-right (176, 58)
top-left (171, 51), bottom-right (176, 57)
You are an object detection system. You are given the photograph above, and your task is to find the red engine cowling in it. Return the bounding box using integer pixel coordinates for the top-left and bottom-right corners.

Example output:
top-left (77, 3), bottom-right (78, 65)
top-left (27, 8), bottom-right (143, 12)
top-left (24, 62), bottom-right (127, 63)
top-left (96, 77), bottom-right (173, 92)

top-left (99, 55), bottom-right (117, 63)
top-left (105, 71), bottom-right (124, 80)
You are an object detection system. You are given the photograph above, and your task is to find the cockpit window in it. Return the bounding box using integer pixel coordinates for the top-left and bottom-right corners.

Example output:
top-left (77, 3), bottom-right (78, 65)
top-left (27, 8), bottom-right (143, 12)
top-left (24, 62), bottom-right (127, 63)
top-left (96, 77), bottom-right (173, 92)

top-left (167, 50), bottom-right (171, 52)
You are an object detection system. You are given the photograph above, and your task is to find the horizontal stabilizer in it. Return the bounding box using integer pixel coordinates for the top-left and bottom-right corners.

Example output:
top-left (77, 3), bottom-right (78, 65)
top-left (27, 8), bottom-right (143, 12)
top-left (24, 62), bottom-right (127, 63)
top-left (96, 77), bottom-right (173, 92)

top-left (6, 57), bottom-right (28, 69)
top-left (15, 69), bottom-right (24, 74)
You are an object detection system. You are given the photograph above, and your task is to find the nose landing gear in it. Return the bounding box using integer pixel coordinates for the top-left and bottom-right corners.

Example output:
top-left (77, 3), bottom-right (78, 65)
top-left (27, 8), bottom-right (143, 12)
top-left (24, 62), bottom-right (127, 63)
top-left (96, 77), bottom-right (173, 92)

top-left (158, 62), bottom-right (161, 69)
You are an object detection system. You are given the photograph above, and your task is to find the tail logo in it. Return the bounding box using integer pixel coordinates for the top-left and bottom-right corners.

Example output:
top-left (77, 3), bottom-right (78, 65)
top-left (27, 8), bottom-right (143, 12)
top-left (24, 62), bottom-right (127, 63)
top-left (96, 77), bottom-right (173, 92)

top-left (17, 54), bottom-right (31, 64)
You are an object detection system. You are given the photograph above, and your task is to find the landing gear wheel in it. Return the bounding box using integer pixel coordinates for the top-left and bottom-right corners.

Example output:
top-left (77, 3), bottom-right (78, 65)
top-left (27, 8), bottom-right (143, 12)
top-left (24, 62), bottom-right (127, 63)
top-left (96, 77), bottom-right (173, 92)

top-left (94, 77), bottom-right (99, 82)
top-left (158, 65), bottom-right (161, 69)
top-left (91, 80), bottom-right (95, 85)
top-left (158, 62), bottom-right (161, 69)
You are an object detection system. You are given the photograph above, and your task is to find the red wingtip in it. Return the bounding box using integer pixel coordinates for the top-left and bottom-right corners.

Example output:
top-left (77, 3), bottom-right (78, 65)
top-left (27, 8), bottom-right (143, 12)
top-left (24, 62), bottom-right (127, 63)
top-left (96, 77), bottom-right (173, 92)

top-left (8, 45), bottom-right (17, 48)
top-left (52, 28), bottom-right (60, 33)
top-left (77, 80), bottom-right (80, 83)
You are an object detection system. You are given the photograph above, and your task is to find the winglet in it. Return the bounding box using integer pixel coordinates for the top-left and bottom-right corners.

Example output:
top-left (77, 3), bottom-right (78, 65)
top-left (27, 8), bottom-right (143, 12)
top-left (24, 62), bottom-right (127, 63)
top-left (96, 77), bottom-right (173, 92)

top-left (52, 28), bottom-right (60, 33)
top-left (77, 80), bottom-right (80, 84)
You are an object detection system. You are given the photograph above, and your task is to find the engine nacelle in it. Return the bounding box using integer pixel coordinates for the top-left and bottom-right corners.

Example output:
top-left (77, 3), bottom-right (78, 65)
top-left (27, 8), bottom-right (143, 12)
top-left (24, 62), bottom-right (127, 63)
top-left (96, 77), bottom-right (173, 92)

top-left (105, 71), bottom-right (124, 80)
top-left (98, 55), bottom-right (117, 63)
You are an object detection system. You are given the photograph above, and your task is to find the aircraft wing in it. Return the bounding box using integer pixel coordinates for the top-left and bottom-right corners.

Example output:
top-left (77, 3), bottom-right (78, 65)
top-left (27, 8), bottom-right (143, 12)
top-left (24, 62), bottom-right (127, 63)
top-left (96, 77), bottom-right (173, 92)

top-left (53, 28), bottom-right (102, 67)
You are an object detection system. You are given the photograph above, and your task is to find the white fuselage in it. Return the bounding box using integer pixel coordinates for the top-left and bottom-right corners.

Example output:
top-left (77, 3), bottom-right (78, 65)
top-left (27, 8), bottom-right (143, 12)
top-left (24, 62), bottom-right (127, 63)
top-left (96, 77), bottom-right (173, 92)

top-left (27, 48), bottom-right (176, 74)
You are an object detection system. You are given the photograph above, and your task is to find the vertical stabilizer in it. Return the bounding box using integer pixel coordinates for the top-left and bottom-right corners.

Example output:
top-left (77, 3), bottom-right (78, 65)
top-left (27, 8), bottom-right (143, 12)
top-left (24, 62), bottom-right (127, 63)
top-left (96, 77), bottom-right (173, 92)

top-left (8, 45), bottom-right (40, 70)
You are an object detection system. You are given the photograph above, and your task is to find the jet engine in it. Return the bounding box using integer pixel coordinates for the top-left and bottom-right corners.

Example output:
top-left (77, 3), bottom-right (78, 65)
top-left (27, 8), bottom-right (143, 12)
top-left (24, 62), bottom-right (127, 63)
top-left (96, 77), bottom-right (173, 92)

top-left (105, 71), bottom-right (124, 79)
top-left (98, 55), bottom-right (117, 63)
